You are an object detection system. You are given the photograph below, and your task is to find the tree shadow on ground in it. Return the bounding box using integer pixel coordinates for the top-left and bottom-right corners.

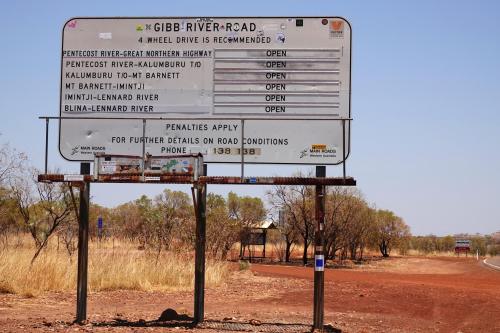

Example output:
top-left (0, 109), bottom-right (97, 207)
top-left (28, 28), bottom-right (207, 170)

top-left (89, 308), bottom-right (342, 332)
top-left (93, 319), bottom-right (341, 333)
top-left (92, 317), bottom-right (196, 328)
top-left (92, 308), bottom-right (195, 328)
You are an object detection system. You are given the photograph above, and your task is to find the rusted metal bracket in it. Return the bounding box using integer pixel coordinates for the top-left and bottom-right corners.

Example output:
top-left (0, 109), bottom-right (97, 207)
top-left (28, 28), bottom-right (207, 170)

top-left (38, 174), bottom-right (356, 186)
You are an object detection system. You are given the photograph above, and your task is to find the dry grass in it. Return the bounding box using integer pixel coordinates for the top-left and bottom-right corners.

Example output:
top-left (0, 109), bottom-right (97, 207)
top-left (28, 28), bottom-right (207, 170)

top-left (0, 236), bottom-right (229, 296)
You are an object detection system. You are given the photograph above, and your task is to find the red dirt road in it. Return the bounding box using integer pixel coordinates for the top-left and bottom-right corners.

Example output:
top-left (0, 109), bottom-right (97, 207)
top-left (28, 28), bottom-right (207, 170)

top-left (0, 257), bottom-right (499, 332)
top-left (484, 256), bottom-right (500, 270)
top-left (251, 257), bottom-right (500, 332)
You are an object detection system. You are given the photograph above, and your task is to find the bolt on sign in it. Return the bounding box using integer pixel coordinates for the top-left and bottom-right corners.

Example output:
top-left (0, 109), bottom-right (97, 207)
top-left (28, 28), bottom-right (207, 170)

top-left (59, 17), bottom-right (352, 164)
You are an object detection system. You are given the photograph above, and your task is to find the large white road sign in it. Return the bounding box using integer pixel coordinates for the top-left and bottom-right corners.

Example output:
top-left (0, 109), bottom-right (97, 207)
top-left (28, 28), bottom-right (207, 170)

top-left (59, 17), bottom-right (352, 164)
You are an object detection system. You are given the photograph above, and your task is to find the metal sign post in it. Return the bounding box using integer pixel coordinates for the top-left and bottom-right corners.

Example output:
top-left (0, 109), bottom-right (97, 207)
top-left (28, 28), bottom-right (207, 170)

top-left (43, 15), bottom-right (356, 330)
top-left (39, 165), bottom-right (356, 328)
top-left (194, 164), bottom-right (207, 323)
top-left (76, 163), bottom-right (90, 323)
top-left (313, 165), bottom-right (326, 330)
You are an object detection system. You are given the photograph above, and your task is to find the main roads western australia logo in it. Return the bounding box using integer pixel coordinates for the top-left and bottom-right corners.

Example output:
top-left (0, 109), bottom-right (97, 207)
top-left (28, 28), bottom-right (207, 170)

top-left (300, 144), bottom-right (337, 159)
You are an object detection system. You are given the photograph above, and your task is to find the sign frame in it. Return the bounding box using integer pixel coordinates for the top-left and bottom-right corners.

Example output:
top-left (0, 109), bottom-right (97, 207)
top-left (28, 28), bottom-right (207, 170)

top-left (58, 16), bottom-right (352, 165)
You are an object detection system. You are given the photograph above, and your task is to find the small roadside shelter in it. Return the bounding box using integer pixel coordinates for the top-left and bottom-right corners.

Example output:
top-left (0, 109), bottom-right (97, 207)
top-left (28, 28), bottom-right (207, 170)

top-left (240, 220), bottom-right (277, 261)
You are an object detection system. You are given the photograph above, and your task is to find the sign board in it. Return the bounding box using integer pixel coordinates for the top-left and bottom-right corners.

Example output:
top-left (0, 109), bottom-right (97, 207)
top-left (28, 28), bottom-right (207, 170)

top-left (63, 174), bottom-right (85, 181)
top-left (60, 17), bottom-right (351, 164)
top-left (242, 232), bottom-right (265, 246)
top-left (315, 255), bottom-right (325, 271)
top-left (95, 155), bottom-right (143, 175)
top-left (97, 216), bottom-right (103, 238)
top-left (455, 239), bottom-right (471, 252)
top-left (93, 153), bottom-right (201, 181)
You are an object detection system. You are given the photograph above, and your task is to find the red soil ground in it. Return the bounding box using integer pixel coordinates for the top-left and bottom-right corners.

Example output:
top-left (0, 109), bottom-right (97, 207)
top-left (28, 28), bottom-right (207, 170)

top-left (0, 256), bottom-right (499, 332)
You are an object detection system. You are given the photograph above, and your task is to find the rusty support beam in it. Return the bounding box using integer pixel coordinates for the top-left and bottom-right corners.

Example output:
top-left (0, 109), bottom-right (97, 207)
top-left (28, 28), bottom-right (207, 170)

top-left (194, 164), bottom-right (207, 324)
top-left (313, 166), bottom-right (326, 330)
top-left (37, 174), bottom-right (356, 186)
top-left (76, 163), bottom-right (90, 323)
top-left (200, 176), bottom-right (356, 186)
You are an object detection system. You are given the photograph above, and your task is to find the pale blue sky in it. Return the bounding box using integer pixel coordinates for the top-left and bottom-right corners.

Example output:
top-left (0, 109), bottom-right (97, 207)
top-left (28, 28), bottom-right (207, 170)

top-left (0, 0), bottom-right (499, 236)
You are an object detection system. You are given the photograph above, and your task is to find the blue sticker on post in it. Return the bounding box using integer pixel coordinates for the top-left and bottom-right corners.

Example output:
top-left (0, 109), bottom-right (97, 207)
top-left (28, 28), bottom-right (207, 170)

top-left (315, 255), bottom-right (325, 271)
